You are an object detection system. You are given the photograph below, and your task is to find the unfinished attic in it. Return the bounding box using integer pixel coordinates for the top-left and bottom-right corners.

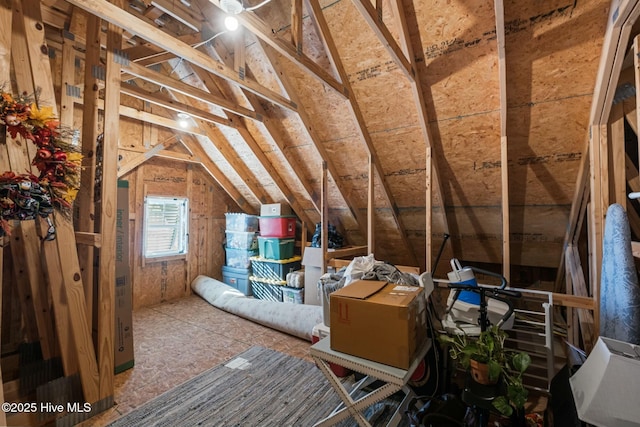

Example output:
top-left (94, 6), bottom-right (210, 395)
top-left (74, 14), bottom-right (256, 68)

top-left (1, 0), bottom-right (640, 425)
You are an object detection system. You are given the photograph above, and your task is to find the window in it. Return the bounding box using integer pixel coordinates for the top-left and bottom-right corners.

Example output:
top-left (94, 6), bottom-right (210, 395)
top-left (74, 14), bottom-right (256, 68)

top-left (143, 196), bottom-right (189, 258)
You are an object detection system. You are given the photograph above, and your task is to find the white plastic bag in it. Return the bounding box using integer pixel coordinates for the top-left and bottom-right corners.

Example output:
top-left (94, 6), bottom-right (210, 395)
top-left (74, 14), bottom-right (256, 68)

top-left (342, 254), bottom-right (378, 287)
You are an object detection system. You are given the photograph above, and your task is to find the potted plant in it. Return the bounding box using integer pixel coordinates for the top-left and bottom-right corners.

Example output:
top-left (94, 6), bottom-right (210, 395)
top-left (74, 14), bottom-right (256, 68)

top-left (438, 325), bottom-right (508, 385)
top-left (438, 325), bottom-right (532, 420)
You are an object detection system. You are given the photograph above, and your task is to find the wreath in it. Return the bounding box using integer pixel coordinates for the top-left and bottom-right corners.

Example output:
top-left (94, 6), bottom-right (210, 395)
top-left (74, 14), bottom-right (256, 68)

top-left (0, 90), bottom-right (82, 237)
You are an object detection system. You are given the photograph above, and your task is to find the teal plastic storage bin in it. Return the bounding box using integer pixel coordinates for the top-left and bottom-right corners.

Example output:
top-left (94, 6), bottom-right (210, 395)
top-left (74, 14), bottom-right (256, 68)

top-left (222, 266), bottom-right (252, 296)
top-left (257, 237), bottom-right (295, 260)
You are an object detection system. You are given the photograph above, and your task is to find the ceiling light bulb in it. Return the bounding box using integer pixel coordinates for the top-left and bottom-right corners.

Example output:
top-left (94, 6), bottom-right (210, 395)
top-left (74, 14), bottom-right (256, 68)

top-left (177, 112), bottom-right (190, 128)
top-left (224, 16), bottom-right (239, 31)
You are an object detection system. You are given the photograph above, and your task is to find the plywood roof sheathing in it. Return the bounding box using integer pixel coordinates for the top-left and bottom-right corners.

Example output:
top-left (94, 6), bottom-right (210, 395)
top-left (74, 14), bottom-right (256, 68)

top-left (308, 0), bottom-right (418, 266)
top-left (182, 136), bottom-right (257, 213)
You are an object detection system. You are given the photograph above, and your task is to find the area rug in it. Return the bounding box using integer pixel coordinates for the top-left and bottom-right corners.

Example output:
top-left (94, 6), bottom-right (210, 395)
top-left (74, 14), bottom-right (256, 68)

top-left (107, 346), bottom-right (404, 427)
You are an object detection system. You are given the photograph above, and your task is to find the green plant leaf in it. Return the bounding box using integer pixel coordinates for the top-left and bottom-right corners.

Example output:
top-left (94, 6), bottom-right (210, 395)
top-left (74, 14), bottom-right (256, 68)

top-left (512, 352), bottom-right (531, 373)
top-left (492, 396), bottom-right (513, 417)
top-left (488, 359), bottom-right (502, 381)
top-left (507, 382), bottom-right (529, 409)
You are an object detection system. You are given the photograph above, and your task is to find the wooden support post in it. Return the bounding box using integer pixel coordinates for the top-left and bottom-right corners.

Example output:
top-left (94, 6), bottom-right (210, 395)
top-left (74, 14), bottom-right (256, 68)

top-left (78, 13), bottom-right (101, 331)
top-left (494, 0), bottom-right (510, 282)
top-left (367, 154), bottom-right (374, 255)
top-left (98, 6), bottom-right (124, 398)
top-left (321, 161), bottom-right (328, 274)
top-left (0, 3), bottom-right (7, 418)
top-left (16, 0), bottom-right (100, 401)
top-left (634, 34), bottom-right (640, 179)
top-left (610, 103), bottom-right (626, 206)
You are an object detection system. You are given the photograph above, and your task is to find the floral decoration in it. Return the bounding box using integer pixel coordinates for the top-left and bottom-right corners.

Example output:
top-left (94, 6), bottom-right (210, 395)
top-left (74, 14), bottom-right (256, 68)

top-left (0, 90), bottom-right (82, 237)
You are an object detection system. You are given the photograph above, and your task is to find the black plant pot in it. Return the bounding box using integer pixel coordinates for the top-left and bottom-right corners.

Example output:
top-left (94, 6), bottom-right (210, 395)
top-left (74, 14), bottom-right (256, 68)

top-left (509, 407), bottom-right (526, 427)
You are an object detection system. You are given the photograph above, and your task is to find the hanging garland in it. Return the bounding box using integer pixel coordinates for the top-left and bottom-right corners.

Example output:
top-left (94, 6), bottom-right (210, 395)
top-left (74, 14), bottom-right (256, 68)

top-left (0, 90), bottom-right (82, 237)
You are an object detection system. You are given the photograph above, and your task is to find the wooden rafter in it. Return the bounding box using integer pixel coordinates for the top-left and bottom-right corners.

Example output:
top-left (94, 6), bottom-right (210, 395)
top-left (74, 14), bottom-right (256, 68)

top-left (150, 0), bottom-right (204, 32)
top-left (350, 0), bottom-right (413, 81)
top-left (203, 0), bottom-right (349, 98)
top-left (120, 82), bottom-right (237, 128)
top-left (307, 0), bottom-right (419, 266)
top-left (200, 43), bottom-right (321, 212)
top-left (65, 0), bottom-right (298, 111)
top-left (122, 60), bottom-right (262, 121)
top-left (181, 135), bottom-right (257, 213)
top-left (257, 40), bottom-right (370, 241)
top-left (189, 64), bottom-right (317, 228)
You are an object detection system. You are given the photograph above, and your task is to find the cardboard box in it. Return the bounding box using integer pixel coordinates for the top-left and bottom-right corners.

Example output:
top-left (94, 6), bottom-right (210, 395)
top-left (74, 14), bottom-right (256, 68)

top-left (330, 280), bottom-right (426, 369)
top-left (115, 181), bottom-right (134, 373)
top-left (302, 247), bottom-right (323, 306)
top-left (260, 203), bottom-right (292, 217)
top-left (570, 336), bottom-right (640, 427)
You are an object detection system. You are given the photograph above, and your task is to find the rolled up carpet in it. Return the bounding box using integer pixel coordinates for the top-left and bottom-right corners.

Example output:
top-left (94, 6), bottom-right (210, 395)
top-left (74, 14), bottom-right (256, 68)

top-left (191, 275), bottom-right (323, 341)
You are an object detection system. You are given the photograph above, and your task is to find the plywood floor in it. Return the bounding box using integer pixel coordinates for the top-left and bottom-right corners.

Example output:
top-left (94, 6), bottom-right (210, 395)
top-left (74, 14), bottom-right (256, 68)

top-left (80, 294), bottom-right (314, 426)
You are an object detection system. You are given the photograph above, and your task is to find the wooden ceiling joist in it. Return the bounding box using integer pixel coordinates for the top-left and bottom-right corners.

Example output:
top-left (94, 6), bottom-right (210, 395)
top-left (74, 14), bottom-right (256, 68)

top-left (308, 0), bottom-right (419, 266)
top-left (65, 0), bottom-right (298, 111)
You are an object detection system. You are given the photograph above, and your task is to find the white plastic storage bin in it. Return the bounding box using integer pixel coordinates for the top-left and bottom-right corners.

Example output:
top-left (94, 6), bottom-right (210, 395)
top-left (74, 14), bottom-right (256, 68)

top-left (225, 213), bottom-right (259, 232)
top-left (225, 230), bottom-right (258, 250)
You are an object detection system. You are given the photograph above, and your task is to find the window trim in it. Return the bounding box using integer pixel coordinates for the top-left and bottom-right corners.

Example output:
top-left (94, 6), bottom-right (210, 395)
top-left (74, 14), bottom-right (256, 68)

top-left (143, 195), bottom-right (189, 260)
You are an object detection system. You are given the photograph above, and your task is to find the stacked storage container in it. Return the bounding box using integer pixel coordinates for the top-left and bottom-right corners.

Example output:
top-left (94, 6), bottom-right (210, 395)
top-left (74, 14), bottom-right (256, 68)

top-left (222, 213), bottom-right (259, 296)
top-left (250, 204), bottom-right (303, 303)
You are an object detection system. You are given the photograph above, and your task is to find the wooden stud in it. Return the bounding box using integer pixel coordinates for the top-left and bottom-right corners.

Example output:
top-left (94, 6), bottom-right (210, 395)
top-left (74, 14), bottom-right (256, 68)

top-left (634, 34), bottom-right (640, 178)
top-left (610, 102), bottom-right (627, 206)
top-left (18, 0), bottom-right (100, 401)
top-left (291, 0), bottom-right (302, 54)
top-left (59, 32), bottom-right (76, 128)
top-left (77, 12), bottom-right (100, 332)
top-left (97, 4), bottom-right (123, 399)
top-left (367, 154), bottom-right (374, 254)
top-left (321, 161), bottom-right (328, 274)
top-left (494, 0), bottom-right (510, 282)
top-left (388, 0), bottom-right (451, 269)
